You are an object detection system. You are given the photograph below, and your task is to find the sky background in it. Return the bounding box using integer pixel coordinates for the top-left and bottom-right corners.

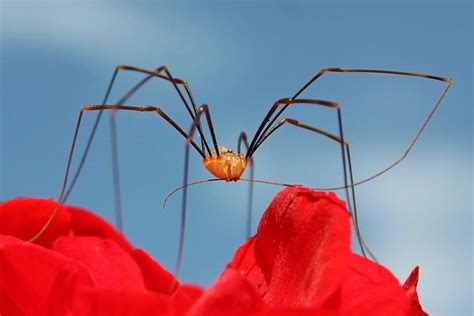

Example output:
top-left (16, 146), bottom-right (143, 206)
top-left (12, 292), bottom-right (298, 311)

top-left (1, 1), bottom-right (472, 315)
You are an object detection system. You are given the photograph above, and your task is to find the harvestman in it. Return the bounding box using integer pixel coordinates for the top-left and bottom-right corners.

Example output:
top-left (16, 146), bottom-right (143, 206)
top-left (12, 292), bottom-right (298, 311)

top-left (29, 65), bottom-right (452, 275)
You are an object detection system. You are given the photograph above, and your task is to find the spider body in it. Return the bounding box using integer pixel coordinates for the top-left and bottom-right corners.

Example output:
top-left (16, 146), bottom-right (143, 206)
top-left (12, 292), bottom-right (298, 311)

top-left (204, 146), bottom-right (249, 181)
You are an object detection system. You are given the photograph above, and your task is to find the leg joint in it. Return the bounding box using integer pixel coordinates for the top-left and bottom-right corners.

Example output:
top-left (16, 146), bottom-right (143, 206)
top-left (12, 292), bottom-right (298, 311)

top-left (117, 64), bottom-right (132, 70)
top-left (140, 105), bottom-right (159, 112)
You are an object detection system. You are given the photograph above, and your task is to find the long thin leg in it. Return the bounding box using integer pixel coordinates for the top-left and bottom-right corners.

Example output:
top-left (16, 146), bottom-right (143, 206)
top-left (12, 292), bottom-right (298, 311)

top-left (248, 98), bottom-right (340, 157)
top-left (64, 65), bottom-right (209, 233)
top-left (64, 65), bottom-right (210, 201)
top-left (176, 104), bottom-right (220, 276)
top-left (109, 111), bottom-right (123, 232)
top-left (117, 65), bottom-right (200, 122)
top-left (29, 104), bottom-right (204, 243)
top-left (103, 71), bottom-right (167, 232)
top-left (187, 105), bottom-right (220, 157)
top-left (263, 68), bottom-right (451, 143)
top-left (104, 73), bottom-right (158, 233)
top-left (237, 132), bottom-right (254, 239)
top-left (105, 66), bottom-right (208, 233)
top-left (111, 65), bottom-right (210, 154)
top-left (29, 111), bottom-right (84, 242)
top-left (249, 68), bottom-right (452, 185)
top-left (81, 105), bottom-right (205, 156)
top-left (177, 138), bottom-right (191, 277)
top-left (64, 67), bottom-right (161, 201)
top-left (345, 143), bottom-right (376, 260)
top-left (253, 118), bottom-right (345, 152)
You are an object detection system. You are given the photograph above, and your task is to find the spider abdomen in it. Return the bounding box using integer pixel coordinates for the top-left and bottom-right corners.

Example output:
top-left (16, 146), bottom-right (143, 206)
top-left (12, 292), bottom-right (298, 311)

top-left (204, 147), bottom-right (249, 180)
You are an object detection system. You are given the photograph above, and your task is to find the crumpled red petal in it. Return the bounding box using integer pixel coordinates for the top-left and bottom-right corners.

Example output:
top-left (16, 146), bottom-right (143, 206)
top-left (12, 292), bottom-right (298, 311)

top-left (70, 287), bottom-right (171, 316)
top-left (263, 308), bottom-right (338, 316)
top-left (0, 198), bottom-right (71, 248)
top-left (0, 286), bottom-right (24, 316)
top-left (0, 234), bottom-right (174, 316)
top-left (0, 235), bottom-right (93, 316)
top-left (130, 248), bottom-right (179, 295)
top-left (68, 205), bottom-right (133, 251)
top-left (169, 284), bottom-right (204, 316)
top-left (53, 236), bottom-right (146, 290)
top-left (1, 187), bottom-right (430, 316)
top-left (46, 261), bottom-right (95, 316)
top-left (228, 187), bottom-right (350, 309)
top-left (339, 254), bottom-right (408, 316)
top-left (403, 266), bottom-right (429, 316)
top-left (187, 268), bottom-right (265, 316)
top-left (0, 198), bottom-right (133, 252)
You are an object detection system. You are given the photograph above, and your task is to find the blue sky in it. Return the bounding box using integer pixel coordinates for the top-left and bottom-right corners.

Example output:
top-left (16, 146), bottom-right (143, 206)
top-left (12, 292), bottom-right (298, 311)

top-left (1, 1), bottom-right (472, 315)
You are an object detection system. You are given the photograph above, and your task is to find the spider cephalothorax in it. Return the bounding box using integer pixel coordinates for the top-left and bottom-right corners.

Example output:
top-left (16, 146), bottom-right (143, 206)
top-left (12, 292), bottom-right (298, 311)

top-left (204, 146), bottom-right (249, 181)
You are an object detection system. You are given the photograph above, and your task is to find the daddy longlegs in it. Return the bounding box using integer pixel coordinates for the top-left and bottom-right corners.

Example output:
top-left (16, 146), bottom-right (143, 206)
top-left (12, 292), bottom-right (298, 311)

top-left (29, 65), bottom-right (452, 276)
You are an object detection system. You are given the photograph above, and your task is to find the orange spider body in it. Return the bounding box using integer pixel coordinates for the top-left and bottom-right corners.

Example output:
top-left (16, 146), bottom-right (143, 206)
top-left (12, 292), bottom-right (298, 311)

top-left (204, 146), bottom-right (249, 181)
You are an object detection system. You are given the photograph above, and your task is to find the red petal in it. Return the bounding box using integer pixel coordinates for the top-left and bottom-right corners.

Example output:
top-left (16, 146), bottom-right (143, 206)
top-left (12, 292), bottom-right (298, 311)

top-left (228, 187), bottom-right (351, 308)
top-left (53, 236), bottom-right (146, 290)
top-left (71, 287), bottom-right (172, 316)
top-left (187, 268), bottom-right (265, 316)
top-left (130, 248), bottom-right (179, 295)
top-left (0, 198), bottom-right (72, 247)
top-left (0, 235), bottom-right (92, 316)
top-left (339, 254), bottom-right (409, 316)
top-left (169, 285), bottom-right (204, 316)
top-left (0, 287), bottom-right (25, 316)
top-left (402, 266), bottom-right (429, 316)
top-left (68, 205), bottom-right (133, 251)
top-left (46, 262), bottom-right (95, 316)
top-left (264, 308), bottom-right (338, 316)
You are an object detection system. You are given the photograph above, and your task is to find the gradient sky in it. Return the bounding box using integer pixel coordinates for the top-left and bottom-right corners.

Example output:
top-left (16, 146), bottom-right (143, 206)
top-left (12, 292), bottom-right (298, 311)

top-left (1, 1), bottom-right (472, 315)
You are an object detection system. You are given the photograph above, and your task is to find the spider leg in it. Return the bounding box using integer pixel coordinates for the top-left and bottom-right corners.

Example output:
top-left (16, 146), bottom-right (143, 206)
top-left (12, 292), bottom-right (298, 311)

top-left (29, 104), bottom-right (204, 244)
top-left (109, 110), bottom-right (123, 231)
top-left (237, 132), bottom-right (254, 239)
top-left (254, 118), bottom-right (345, 151)
top-left (176, 104), bottom-right (220, 276)
top-left (110, 66), bottom-right (208, 150)
top-left (64, 65), bottom-right (209, 233)
top-left (110, 65), bottom-right (209, 153)
top-left (345, 143), bottom-right (377, 261)
top-left (64, 64), bottom-right (209, 202)
top-left (252, 68), bottom-right (452, 186)
top-left (248, 98), bottom-right (339, 157)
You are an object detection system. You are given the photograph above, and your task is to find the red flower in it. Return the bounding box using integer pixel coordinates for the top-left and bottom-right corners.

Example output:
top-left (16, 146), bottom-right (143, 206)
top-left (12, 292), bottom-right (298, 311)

top-left (0, 188), bottom-right (428, 315)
